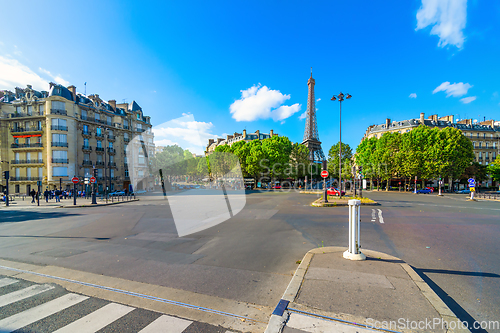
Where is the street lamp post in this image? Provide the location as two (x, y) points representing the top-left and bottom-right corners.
(331, 92), (352, 199)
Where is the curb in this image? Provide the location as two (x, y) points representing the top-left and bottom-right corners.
(310, 197), (379, 207)
(265, 246), (471, 333)
(58, 198), (139, 208)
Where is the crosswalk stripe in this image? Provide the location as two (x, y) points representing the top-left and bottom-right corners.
(53, 303), (135, 333)
(138, 314), (193, 333)
(0, 277), (19, 288)
(0, 284), (55, 307)
(0, 293), (88, 332)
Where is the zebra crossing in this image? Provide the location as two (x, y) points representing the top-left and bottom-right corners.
(0, 276), (238, 333)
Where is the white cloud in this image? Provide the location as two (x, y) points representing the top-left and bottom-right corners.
(39, 67), (70, 86)
(433, 81), (472, 97)
(409, 93), (417, 98)
(298, 111), (307, 120)
(230, 84), (301, 122)
(316, 98), (321, 102)
(416, 0), (467, 49)
(460, 96), (476, 104)
(0, 56), (49, 91)
(152, 114), (222, 155)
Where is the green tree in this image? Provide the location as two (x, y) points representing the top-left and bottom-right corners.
(261, 136), (293, 180)
(150, 145), (186, 179)
(246, 140), (267, 183)
(399, 125), (430, 189)
(328, 142), (353, 182)
(461, 162), (488, 183)
(288, 143), (310, 179)
(373, 132), (402, 191)
(355, 136), (378, 190)
(488, 156), (500, 189)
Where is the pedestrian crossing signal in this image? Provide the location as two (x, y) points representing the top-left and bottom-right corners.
(3, 171), (9, 180)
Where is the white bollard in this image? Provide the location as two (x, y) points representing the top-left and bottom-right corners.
(343, 199), (366, 261)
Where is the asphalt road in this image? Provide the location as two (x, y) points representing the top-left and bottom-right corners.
(0, 190), (499, 332)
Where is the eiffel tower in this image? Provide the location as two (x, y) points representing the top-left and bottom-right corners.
(302, 70), (326, 162)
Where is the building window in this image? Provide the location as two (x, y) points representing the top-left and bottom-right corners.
(485, 143), (488, 148)
(97, 169), (103, 178)
(53, 167), (68, 177)
(84, 168), (90, 177)
(107, 116), (112, 125)
(51, 118), (67, 130)
(52, 133), (67, 144)
(84, 138), (90, 147)
(27, 105), (33, 115)
(52, 101), (66, 111)
(96, 127), (102, 136)
(38, 167), (43, 178)
(52, 150), (68, 161)
(109, 141), (113, 148)
(83, 124), (89, 133)
(125, 169), (129, 177)
(16, 106), (22, 114)
(96, 140), (102, 148)
(138, 154), (145, 165)
(39, 104), (44, 115)
(15, 185), (20, 193)
(138, 170), (144, 177)
(95, 113), (100, 121)
(478, 142), (482, 148)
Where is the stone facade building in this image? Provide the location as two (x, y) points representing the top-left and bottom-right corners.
(0, 83), (154, 195)
(363, 113), (500, 187)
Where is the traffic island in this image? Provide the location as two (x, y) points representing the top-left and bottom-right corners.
(311, 195), (378, 207)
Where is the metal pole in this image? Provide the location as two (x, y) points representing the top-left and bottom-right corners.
(104, 132), (108, 204)
(343, 199), (366, 261)
(37, 183), (40, 206)
(73, 183), (77, 205)
(5, 177), (9, 207)
(339, 100), (342, 198)
(59, 178), (62, 191)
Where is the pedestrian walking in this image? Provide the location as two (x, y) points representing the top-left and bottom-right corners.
(30, 189), (36, 203)
(44, 189), (49, 202)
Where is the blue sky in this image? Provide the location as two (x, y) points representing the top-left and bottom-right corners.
(1, 0), (499, 155)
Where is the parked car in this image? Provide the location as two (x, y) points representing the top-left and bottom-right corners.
(425, 187), (434, 193)
(326, 188), (345, 196)
(416, 188), (432, 194)
(455, 189), (471, 194)
(272, 184), (281, 189)
(109, 191), (125, 196)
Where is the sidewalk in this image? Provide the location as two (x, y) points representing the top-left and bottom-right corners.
(0, 196), (138, 209)
(267, 247), (469, 333)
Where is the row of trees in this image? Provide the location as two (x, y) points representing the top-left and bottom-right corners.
(150, 136), (314, 183)
(354, 125), (475, 189)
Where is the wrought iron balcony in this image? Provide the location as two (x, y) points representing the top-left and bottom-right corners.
(82, 145), (92, 151)
(82, 160), (93, 166)
(96, 161), (105, 166)
(11, 143), (43, 149)
(52, 158), (69, 164)
(11, 159), (44, 165)
(95, 133), (104, 139)
(82, 130), (92, 137)
(51, 125), (68, 131)
(124, 137), (130, 143)
(96, 147), (105, 152)
(50, 109), (67, 115)
(107, 147), (116, 154)
(108, 162), (117, 168)
(80, 115), (96, 122)
(9, 176), (42, 181)
(11, 127), (43, 133)
(52, 142), (68, 147)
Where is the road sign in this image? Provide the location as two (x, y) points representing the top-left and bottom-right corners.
(470, 187), (476, 192)
(72, 177), (79, 184)
(468, 178), (475, 186)
(321, 170), (329, 178)
(90, 176), (96, 184)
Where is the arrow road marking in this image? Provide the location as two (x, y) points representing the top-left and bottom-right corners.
(377, 209), (384, 224)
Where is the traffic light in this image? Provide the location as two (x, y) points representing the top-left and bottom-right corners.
(93, 169), (98, 177)
(3, 171), (9, 180)
(358, 166), (362, 173)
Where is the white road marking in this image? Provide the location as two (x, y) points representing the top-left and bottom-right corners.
(0, 293), (88, 332)
(0, 284), (55, 307)
(0, 277), (19, 288)
(53, 303), (135, 333)
(138, 314), (193, 333)
(377, 209), (384, 224)
(371, 209), (376, 221)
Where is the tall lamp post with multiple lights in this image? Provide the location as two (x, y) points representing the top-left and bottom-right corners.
(331, 92), (352, 199)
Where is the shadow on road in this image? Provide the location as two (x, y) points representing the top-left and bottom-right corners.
(413, 266), (491, 333)
(0, 211), (81, 223)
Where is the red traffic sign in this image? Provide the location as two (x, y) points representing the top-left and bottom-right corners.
(321, 170), (329, 178)
(90, 176), (96, 184)
(72, 177), (79, 184)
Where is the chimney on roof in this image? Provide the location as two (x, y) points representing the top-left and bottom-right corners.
(270, 129), (274, 136)
(108, 100), (116, 109)
(479, 119), (495, 127)
(439, 115), (454, 123)
(420, 113), (425, 124)
(67, 85), (77, 101)
(243, 129), (247, 138)
(208, 139), (214, 146)
(385, 118), (391, 128)
(255, 130), (260, 137)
